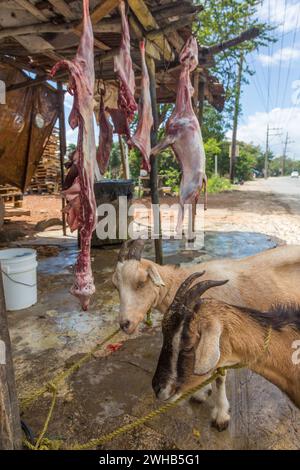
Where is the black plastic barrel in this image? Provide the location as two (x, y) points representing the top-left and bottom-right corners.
(92, 179), (134, 247)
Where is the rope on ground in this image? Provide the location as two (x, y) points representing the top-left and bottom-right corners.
(21, 328), (121, 411)
(22, 327), (272, 451)
(23, 363), (244, 451)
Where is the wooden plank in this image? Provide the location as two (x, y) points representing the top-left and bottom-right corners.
(128, 0), (174, 61)
(14, 34), (54, 53)
(0, 279), (22, 449)
(165, 31), (184, 54)
(129, 15), (161, 61)
(90, 0), (120, 24)
(13, 0), (48, 21)
(47, 0), (76, 21)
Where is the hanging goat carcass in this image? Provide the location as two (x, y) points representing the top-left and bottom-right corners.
(51, 0), (96, 310)
(151, 37), (207, 228)
(129, 40), (153, 172)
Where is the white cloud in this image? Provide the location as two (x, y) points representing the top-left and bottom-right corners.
(258, 0), (300, 33)
(227, 107), (300, 158)
(258, 46), (300, 66)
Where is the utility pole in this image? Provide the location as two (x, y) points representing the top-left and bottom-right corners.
(281, 133), (294, 176)
(230, 52), (244, 183)
(264, 125), (282, 179)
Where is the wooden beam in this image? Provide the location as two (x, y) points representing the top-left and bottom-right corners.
(0, 279), (22, 449)
(146, 56), (163, 265)
(0, 21), (76, 40)
(47, 0), (77, 21)
(207, 27), (261, 55)
(129, 15), (161, 61)
(73, 0), (120, 51)
(58, 82), (67, 237)
(128, 0), (174, 62)
(13, 0), (49, 21)
(166, 32), (184, 54)
(90, 0), (120, 24)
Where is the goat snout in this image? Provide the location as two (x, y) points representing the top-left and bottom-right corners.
(120, 320), (132, 334)
(152, 380), (176, 401)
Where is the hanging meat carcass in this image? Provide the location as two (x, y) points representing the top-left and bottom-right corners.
(110, 0), (137, 138)
(129, 40), (153, 172)
(96, 92), (113, 175)
(151, 37), (207, 228)
(51, 0), (96, 311)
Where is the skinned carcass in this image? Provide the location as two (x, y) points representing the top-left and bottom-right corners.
(128, 40), (153, 172)
(112, 0), (137, 138)
(51, 0), (96, 311)
(96, 92), (113, 175)
(151, 37), (207, 228)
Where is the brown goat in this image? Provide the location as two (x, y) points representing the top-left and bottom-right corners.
(153, 274), (300, 431)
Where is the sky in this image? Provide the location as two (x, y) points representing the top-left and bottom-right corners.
(65, 0), (300, 160)
(234, 0), (300, 159)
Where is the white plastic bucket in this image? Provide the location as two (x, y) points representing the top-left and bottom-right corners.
(0, 248), (37, 311)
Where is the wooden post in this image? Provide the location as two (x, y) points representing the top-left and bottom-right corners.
(198, 77), (206, 127)
(146, 56), (163, 265)
(57, 82), (67, 236)
(0, 279), (22, 449)
(230, 53), (244, 183)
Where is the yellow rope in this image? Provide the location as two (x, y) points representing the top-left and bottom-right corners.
(21, 327), (273, 451)
(21, 329), (120, 410)
(34, 382), (57, 450)
(23, 364), (246, 451)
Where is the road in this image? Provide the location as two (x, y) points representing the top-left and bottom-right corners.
(263, 176), (300, 196)
(205, 176), (300, 245)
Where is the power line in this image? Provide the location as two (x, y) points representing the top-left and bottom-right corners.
(275, 0), (288, 109)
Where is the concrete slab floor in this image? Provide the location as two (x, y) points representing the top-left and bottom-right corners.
(6, 233), (300, 450)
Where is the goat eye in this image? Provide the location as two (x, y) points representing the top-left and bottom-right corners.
(137, 281), (145, 289)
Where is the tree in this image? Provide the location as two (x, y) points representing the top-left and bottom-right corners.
(194, 0), (275, 124)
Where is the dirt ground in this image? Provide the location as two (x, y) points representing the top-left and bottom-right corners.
(1, 178), (300, 450)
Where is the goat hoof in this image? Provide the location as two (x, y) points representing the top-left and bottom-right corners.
(211, 418), (230, 432)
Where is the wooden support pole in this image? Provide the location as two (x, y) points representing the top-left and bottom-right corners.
(57, 82), (67, 237)
(146, 56), (163, 265)
(0, 279), (22, 449)
(198, 78), (206, 128)
(230, 53), (244, 183)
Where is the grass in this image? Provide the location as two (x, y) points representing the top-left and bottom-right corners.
(207, 176), (232, 194)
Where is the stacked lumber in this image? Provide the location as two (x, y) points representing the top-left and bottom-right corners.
(0, 185), (23, 208)
(29, 128), (61, 194)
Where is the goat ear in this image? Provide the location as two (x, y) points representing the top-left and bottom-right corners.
(148, 265), (166, 287)
(194, 319), (222, 375)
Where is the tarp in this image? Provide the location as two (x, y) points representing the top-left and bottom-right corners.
(0, 64), (59, 191)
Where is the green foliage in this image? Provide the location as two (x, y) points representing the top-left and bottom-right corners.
(204, 137), (222, 177)
(202, 104), (228, 142)
(235, 142), (262, 180)
(158, 149), (180, 194)
(128, 147), (142, 180)
(194, 0), (275, 124)
(207, 176), (232, 193)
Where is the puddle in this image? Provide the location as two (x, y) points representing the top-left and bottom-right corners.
(37, 231), (277, 275)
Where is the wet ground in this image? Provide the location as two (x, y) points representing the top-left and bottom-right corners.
(6, 226), (300, 450)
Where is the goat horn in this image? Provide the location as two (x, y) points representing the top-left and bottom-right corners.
(118, 240), (131, 262)
(184, 279), (229, 307)
(127, 239), (145, 260)
(118, 239), (145, 262)
(172, 271), (206, 305)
